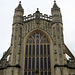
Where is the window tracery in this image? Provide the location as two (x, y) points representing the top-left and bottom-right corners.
(25, 32), (51, 75)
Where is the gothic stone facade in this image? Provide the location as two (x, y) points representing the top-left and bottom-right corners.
(0, 1), (75, 75)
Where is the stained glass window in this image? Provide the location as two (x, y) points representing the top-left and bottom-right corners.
(25, 57), (27, 69)
(33, 45), (35, 55)
(48, 57), (50, 69)
(25, 72), (27, 75)
(32, 57), (35, 69)
(41, 72), (43, 75)
(44, 45), (46, 55)
(40, 45), (43, 55)
(29, 45), (31, 55)
(28, 72), (30, 75)
(32, 72), (34, 75)
(47, 45), (50, 55)
(40, 57), (43, 69)
(26, 45), (28, 56)
(25, 32), (51, 75)
(36, 57), (39, 68)
(44, 57), (47, 69)
(48, 72), (51, 75)
(29, 57), (31, 69)
(36, 45), (39, 55)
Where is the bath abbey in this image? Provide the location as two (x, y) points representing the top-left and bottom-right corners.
(0, 1), (75, 75)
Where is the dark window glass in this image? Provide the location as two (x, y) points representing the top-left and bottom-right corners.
(44, 45), (46, 55)
(32, 72), (34, 75)
(36, 57), (39, 69)
(40, 57), (43, 69)
(47, 45), (50, 55)
(36, 45), (39, 55)
(48, 57), (50, 69)
(36, 36), (39, 43)
(33, 45), (35, 55)
(28, 72), (30, 75)
(24, 72), (27, 75)
(29, 45), (31, 55)
(26, 45), (28, 56)
(44, 38), (46, 43)
(25, 57), (27, 69)
(32, 57), (35, 69)
(40, 45), (43, 55)
(48, 72), (51, 75)
(44, 57), (47, 69)
(41, 72), (43, 75)
(45, 72), (47, 75)
(29, 57), (31, 69)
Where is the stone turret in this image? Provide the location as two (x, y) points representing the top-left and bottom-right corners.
(51, 0), (62, 23)
(10, 1), (24, 66)
(13, 1), (24, 24)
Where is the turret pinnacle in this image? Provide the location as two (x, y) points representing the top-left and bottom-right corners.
(13, 1), (24, 23)
(53, 0), (59, 9)
(51, 0), (62, 23)
(54, 0), (56, 3)
(15, 1), (24, 11)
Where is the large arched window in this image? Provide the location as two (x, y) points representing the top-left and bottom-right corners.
(24, 32), (51, 75)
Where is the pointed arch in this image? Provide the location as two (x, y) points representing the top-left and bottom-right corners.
(22, 29), (54, 75)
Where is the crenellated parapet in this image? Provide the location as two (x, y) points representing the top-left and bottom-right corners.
(24, 13), (52, 22)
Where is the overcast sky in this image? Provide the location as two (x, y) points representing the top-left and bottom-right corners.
(0, 0), (75, 59)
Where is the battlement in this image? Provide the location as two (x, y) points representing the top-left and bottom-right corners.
(24, 13), (52, 21)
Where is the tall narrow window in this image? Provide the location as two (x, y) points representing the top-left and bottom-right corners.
(36, 36), (39, 43)
(45, 72), (47, 75)
(32, 57), (35, 69)
(24, 72), (27, 75)
(36, 45), (39, 56)
(32, 72), (34, 75)
(28, 72), (30, 75)
(48, 57), (50, 69)
(25, 57), (27, 69)
(40, 45), (43, 55)
(40, 57), (43, 69)
(36, 57), (39, 69)
(44, 45), (46, 55)
(29, 45), (31, 55)
(41, 72), (43, 75)
(33, 45), (35, 56)
(29, 57), (31, 69)
(48, 72), (51, 75)
(47, 45), (50, 55)
(25, 45), (28, 56)
(44, 57), (47, 69)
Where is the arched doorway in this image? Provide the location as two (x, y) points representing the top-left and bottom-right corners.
(24, 31), (51, 75)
